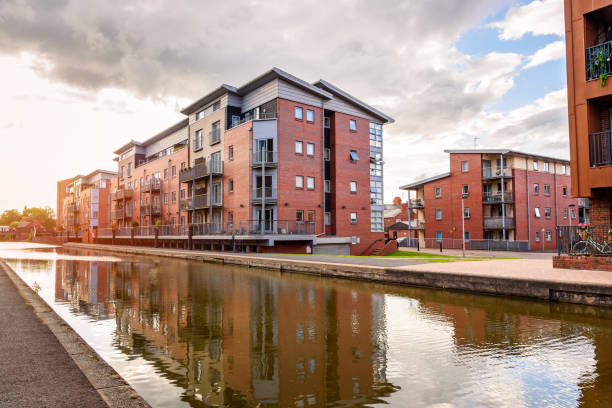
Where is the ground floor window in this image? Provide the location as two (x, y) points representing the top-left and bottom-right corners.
(464, 231), (470, 241)
(436, 231), (442, 241)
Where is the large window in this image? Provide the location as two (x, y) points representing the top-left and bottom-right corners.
(194, 129), (203, 150)
(370, 122), (382, 148)
(210, 121), (221, 144)
(370, 152), (382, 176)
(371, 210), (384, 232)
(306, 176), (315, 190)
(370, 181), (383, 205)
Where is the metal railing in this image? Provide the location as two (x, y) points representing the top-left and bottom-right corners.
(408, 199), (424, 208)
(111, 208), (133, 219)
(253, 150), (277, 165)
(253, 187), (277, 200)
(179, 162), (224, 183)
(143, 179), (162, 191)
(484, 216), (515, 229)
(586, 40), (612, 81)
(589, 131), (612, 167)
(482, 191), (514, 203)
(482, 167), (512, 179)
(557, 224), (612, 255)
(228, 112), (277, 129)
(140, 204), (162, 214)
(400, 238), (529, 251)
(180, 193), (222, 210)
(111, 188), (133, 201)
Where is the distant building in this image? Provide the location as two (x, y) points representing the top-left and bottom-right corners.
(400, 149), (586, 251)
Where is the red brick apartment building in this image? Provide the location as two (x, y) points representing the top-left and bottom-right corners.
(56, 170), (117, 240)
(96, 68), (394, 255)
(565, 0), (612, 226)
(400, 150), (585, 251)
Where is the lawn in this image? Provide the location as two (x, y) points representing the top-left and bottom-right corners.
(260, 251), (515, 263)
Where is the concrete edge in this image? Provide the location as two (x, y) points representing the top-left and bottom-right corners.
(65, 243), (612, 308)
(0, 260), (151, 408)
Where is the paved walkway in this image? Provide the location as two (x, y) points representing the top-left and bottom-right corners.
(0, 264), (108, 407)
(252, 253), (428, 267)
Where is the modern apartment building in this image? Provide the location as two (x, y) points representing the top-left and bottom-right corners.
(56, 170), (117, 236)
(565, 0), (612, 225)
(112, 119), (189, 227)
(99, 68), (393, 255)
(400, 150), (585, 251)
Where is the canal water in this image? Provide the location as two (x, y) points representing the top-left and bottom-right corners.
(1, 243), (611, 407)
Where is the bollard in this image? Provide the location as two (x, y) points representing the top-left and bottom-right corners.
(417, 240), (420, 252)
(154, 229), (159, 248)
(439, 241), (442, 253)
(188, 224), (193, 250)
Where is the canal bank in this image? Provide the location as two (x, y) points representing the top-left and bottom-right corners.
(0, 259), (151, 408)
(65, 243), (612, 308)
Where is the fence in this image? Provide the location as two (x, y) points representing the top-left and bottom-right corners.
(557, 224), (612, 255)
(399, 237), (530, 251)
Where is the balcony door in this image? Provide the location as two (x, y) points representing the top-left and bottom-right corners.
(256, 175), (273, 198)
(254, 207), (274, 233)
(483, 160), (491, 177)
(256, 138), (274, 162)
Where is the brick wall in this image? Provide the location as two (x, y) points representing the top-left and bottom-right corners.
(553, 255), (612, 271)
(223, 122), (251, 225)
(590, 188), (612, 226)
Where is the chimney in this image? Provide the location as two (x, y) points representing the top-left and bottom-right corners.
(393, 196), (402, 206)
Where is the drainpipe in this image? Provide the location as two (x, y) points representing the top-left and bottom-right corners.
(526, 159), (531, 250)
(209, 153), (213, 227)
(554, 162), (558, 248)
(249, 125), (253, 232)
(500, 153), (506, 240)
(321, 100), (325, 236)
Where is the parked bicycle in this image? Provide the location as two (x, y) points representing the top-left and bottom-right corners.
(570, 226), (612, 255)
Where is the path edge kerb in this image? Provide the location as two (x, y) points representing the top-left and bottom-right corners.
(65, 243), (612, 308)
(0, 259), (151, 408)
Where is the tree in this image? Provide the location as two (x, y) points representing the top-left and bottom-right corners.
(0, 209), (21, 226)
(22, 206), (56, 230)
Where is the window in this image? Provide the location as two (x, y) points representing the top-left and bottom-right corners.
(545, 207), (551, 218)
(462, 184), (469, 196)
(543, 162), (550, 172)
(463, 207), (470, 219)
(295, 107), (303, 120)
(563, 208), (568, 219)
(349, 119), (357, 131)
(228, 211), (233, 224)
(435, 187), (441, 198)
(324, 148), (331, 161)
(535, 231), (540, 242)
(370, 152), (382, 176)
(464, 231), (471, 241)
(535, 207), (541, 218)
(306, 109), (314, 122)
(180, 189), (185, 199)
(562, 186), (567, 196)
(120, 166), (124, 179)
(212, 100), (221, 111)
(307, 210), (315, 222)
(461, 161), (469, 172)
(134, 200), (137, 209)
(163, 168), (168, 179)
(295, 141), (303, 154)
(180, 216), (185, 225)
(229, 178), (234, 193)
(195, 110), (205, 121)
(210, 121), (221, 144)
(172, 191), (176, 203)
(127, 162), (132, 177)
(533, 160), (538, 171)
(324, 180), (331, 193)
(162, 193), (168, 204)
(534, 183), (539, 195)
(194, 129), (203, 150)
(350, 181), (357, 193)
(371, 210), (384, 232)
(306, 143), (314, 156)
(296, 175), (304, 189)
(350, 212), (357, 224)
(349, 150), (359, 161)
(307, 176), (315, 190)
(181, 162), (186, 170)
(370, 122), (382, 148)
(229, 145), (234, 161)
(544, 184), (551, 195)
(172, 165), (176, 177)
(324, 212), (331, 225)
(571, 208), (577, 219)
(435, 209), (442, 220)
(546, 230), (552, 241)
(296, 210), (304, 222)
(436, 232), (442, 242)
(496, 158), (507, 169)
(370, 180), (383, 205)
(562, 165), (567, 174)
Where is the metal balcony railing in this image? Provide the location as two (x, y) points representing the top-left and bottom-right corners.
(179, 162), (224, 183)
(253, 187), (277, 200)
(586, 40), (612, 82)
(180, 193), (222, 210)
(482, 191), (514, 203)
(484, 216), (515, 230)
(140, 204), (161, 214)
(228, 112), (277, 129)
(589, 131), (612, 167)
(253, 150), (277, 165)
(142, 179), (162, 191)
(408, 199), (424, 208)
(482, 167), (512, 179)
(111, 188), (133, 201)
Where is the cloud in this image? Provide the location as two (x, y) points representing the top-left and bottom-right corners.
(523, 40), (566, 69)
(490, 0), (564, 40)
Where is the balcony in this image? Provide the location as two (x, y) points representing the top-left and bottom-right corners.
(482, 167), (513, 179)
(407, 220), (425, 230)
(180, 194), (222, 210)
(252, 150), (277, 167)
(408, 199), (424, 209)
(179, 162), (224, 183)
(111, 207), (133, 219)
(228, 112), (277, 130)
(484, 216), (515, 230)
(141, 204), (161, 214)
(67, 204), (79, 213)
(586, 40), (612, 82)
(482, 191), (514, 204)
(252, 187), (277, 203)
(111, 189), (133, 201)
(142, 179), (162, 192)
(589, 130), (612, 167)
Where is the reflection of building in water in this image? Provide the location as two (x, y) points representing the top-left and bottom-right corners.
(54, 258), (392, 406)
(55, 260), (112, 319)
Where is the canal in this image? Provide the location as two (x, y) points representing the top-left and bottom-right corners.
(1, 243), (611, 407)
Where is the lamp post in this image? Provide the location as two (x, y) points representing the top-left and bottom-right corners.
(541, 227), (545, 252)
(568, 203), (576, 249)
(461, 193), (467, 257)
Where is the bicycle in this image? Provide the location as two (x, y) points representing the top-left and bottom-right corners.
(571, 233), (612, 255)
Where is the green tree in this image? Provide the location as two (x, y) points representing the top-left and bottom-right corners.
(0, 209), (21, 226)
(22, 206), (56, 230)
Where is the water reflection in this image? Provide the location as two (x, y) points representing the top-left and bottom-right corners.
(2, 246), (612, 407)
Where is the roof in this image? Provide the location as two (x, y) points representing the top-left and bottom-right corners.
(180, 84), (238, 115)
(314, 79), (395, 124)
(384, 207), (401, 219)
(387, 221), (411, 230)
(238, 67), (333, 100)
(113, 118), (189, 155)
(400, 172), (451, 190)
(443, 149), (570, 164)
(83, 169), (117, 178)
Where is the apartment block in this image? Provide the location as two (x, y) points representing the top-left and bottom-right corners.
(57, 170), (117, 239)
(565, 0), (612, 225)
(112, 120), (189, 227)
(400, 150), (585, 251)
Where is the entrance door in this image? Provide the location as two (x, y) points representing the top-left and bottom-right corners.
(254, 207), (274, 233)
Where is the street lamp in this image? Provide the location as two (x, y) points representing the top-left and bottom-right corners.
(461, 193), (468, 257)
(568, 203), (576, 249)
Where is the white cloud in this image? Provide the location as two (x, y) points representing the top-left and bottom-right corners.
(490, 0), (564, 40)
(524, 40), (566, 69)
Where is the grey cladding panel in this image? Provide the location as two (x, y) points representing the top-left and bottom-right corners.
(278, 80), (325, 108)
(241, 79), (279, 113)
(313, 243), (350, 255)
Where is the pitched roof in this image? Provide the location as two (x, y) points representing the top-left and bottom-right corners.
(443, 149), (570, 164)
(180, 84), (238, 115)
(113, 118), (189, 155)
(400, 172), (451, 190)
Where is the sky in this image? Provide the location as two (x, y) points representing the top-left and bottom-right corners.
(0, 0), (569, 213)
